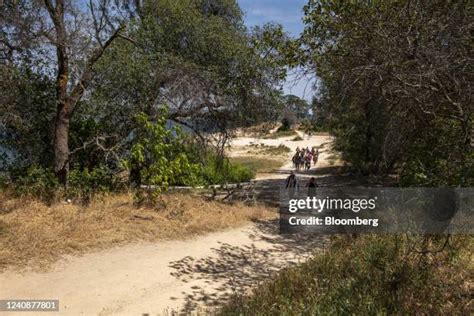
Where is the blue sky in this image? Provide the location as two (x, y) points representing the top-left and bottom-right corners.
(239, 0), (315, 101)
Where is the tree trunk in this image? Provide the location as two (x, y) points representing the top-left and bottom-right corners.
(53, 104), (71, 187)
(43, 0), (123, 187)
(129, 165), (142, 188)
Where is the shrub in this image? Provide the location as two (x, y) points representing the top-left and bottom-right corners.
(229, 157), (283, 174)
(223, 162), (255, 183)
(201, 154), (255, 185)
(68, 165), (122, 201)
(300, 119), (328, 134)
(260, 144), (291, 155)
(9, 165), (124, 203)
(220, 235), (472, 315)
(125, 111), (203, 203)
(12, 165), (60, 203)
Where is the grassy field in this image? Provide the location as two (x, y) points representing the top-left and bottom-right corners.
(220, 235), (473, 315)
(229, 157), (285, 174)
(0, 192), (275, 271)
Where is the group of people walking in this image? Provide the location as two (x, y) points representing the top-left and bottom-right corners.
(292, 146), (319, 171)
(285, 145), (321, 197)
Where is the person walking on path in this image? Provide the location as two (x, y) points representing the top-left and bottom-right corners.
(304, 152), (312, 171)
(306, 177), (318, 197)
(285, 171), (300, 197)
(312, 147), (319, 166)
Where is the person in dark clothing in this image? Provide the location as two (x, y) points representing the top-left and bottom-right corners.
(306, 177), (318, 197)
(285, 171), (300, 197)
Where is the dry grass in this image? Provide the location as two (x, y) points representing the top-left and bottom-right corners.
(229, 157), (285, 174)
(236, 122), (278, 137)
(263, 129), (298, 139)
(220, 235), (473, 315)
(240, 144), (290, 157)
(258, 144), (291, 156)
(0, 192), (276, 271)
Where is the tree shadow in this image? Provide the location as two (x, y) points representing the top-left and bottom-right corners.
(166, 166), (366, 313)
(252, 167), (364, 207)
(168, 219), (328, 314)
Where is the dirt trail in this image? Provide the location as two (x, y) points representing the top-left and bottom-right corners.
(0, 132), (334, 315)
(228, 130), (335, 180)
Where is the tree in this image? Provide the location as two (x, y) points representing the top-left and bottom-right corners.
(1, 0), (135, 186)
(126, 110), (201, 199)
(282, 94), (310, 121)
(298, 0), (472, 184)
(86, 0), (286, 156)
(1, 0), (287, 190)
(0, 64), (56, 169)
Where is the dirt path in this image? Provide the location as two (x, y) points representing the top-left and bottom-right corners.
(231, 131), (336, 180)
(0, 132), (335, 315)
(0, 223), (327, 315)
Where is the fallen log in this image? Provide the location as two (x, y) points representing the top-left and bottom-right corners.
(140, 181), (256, 191)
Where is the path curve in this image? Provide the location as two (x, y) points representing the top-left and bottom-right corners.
(0, 133), (334, 315)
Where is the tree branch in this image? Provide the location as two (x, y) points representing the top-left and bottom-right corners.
(68, 24), (125, 108)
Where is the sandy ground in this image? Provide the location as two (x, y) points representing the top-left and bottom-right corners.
(0, 132), (334, 315)
(228, 131), (336, 180)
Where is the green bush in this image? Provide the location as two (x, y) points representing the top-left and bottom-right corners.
(300, 119), (328, 134)
(12, 165), (60, 203)
(201, 154), (255, 185)
(125, 111), (203, 203)
(399, 122), (474, 187)
(10, 165), (123, 203)
(229, 157), (283, 174)
(68, 165), (122, 200)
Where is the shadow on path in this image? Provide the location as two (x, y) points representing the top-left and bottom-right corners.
(253, 166), (364, 207)
(169, 165), (364, 313)
(168, 219), (328, 314)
